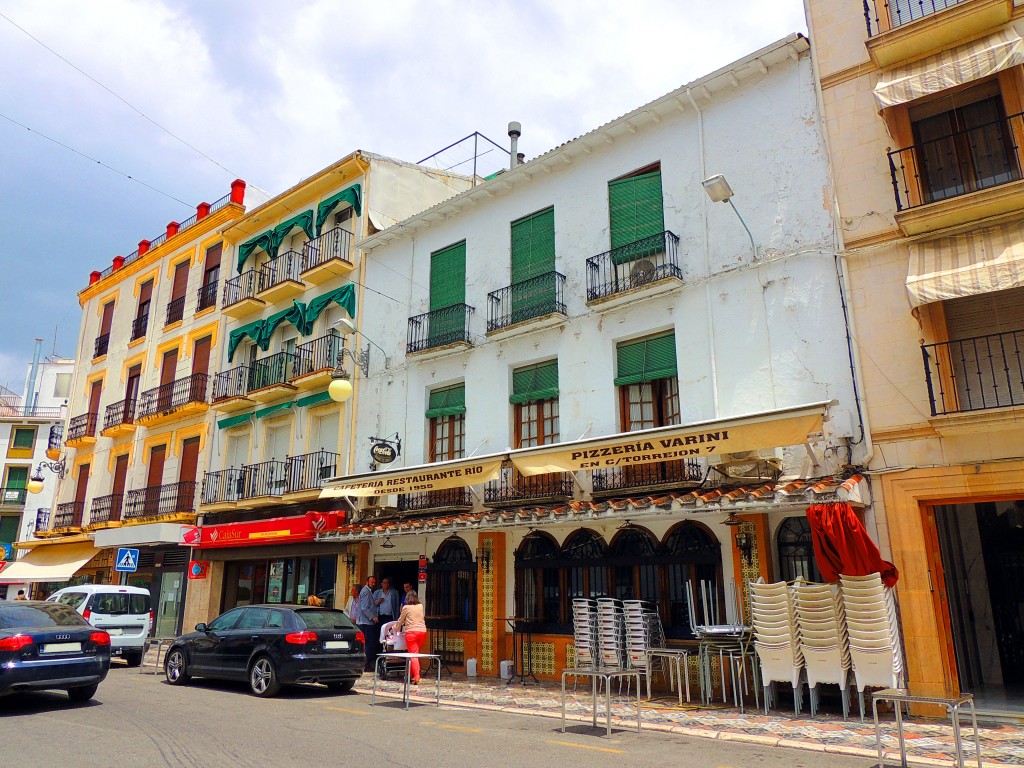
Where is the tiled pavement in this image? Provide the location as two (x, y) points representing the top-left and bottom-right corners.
(353, 673), (1024, 768)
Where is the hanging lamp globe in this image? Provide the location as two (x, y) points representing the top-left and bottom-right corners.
(328, 376), (353, 403)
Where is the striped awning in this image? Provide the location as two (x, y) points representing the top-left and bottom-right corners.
(906, 220), (1024, 307)
(874, 28), (1024, 110)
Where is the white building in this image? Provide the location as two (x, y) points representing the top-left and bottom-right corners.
(319, 34), (871, 680)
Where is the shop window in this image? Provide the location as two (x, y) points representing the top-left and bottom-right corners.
(426, 537), (476, 630)
(776, 516), (822, 583)
(514, 532), (563, 630)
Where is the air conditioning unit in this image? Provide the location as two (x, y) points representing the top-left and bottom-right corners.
(712, 449), (783, 481)
(629, 258), (656, 286)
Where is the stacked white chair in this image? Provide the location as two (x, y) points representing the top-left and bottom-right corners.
(622, 600), (664, 698)
(596, 598), (625, 671)
(749, 581), (804, 715)
(792, 582), (852, 719)
(570, 598), (598, 670)
(840, 574), (905, 719)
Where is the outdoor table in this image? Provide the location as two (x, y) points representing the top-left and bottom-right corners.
(871, 688), (981, 768)
(499, 617), (539, 685)
(560, 667), (642, 737)
(370, 652), (441, 709)
(695, 625), (756, 710)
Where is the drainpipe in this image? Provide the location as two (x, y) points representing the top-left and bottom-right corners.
(686, 88), (721, 418)
(23, 338), (43, 416)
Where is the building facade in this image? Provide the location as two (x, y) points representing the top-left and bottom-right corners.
(806, 0), (1024, 706)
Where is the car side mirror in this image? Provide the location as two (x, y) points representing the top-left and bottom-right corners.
(195, 623), (208, 632)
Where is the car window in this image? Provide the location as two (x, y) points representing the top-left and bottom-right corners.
(129, 594), (151, 614)
(267, 610), (286, 629)
(295, 609), (354, 630)
(237, 608), (269, 630)
(54, 592), (88, 610)
(90, 593), (132, 615)
(0, 603), (89, 629)
(206, 608), (245, 632)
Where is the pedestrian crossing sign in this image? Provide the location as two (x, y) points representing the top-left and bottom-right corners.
(115, 548), (140, 572)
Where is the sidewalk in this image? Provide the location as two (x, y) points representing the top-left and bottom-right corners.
(354, 672), (1024, 768)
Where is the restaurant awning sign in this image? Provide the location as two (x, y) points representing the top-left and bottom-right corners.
(320, 456), (504, 498)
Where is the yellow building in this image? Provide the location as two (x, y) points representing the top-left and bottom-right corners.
(806, 0), (1024, 708)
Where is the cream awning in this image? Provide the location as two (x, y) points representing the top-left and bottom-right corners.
(320, 454), (505, 498)
(873, 28), (1024, 110)
(0, 542), (98, 583)
(510, 402), (827, 476)
(906, 220), (1024, 307)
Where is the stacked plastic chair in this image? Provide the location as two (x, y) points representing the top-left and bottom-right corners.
(748, 581), (804, 715)
(792, 582), (852, 719)
(570, 598), (598, 671)
(840, 574), (905, 719)
(596, 598), (625, 671)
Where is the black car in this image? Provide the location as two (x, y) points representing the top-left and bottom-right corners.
(0, 601), (111, 702)
(164, 604), (365, 697)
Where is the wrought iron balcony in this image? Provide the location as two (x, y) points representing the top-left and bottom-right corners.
(137, 373), (209, 420)
(888, 111), (1023, 211)
(922, 329), (1024, 415)
(48, 424), (63, 452)
(130, 312), (149, 341)
(397, 488), (474, 512)
(863, 0), (969, 36)
(53, 501), (85, 529)
(285, 450), (341, 493)
(124, 481), (197, 519)
(407, 304), (474, 354)
(592, 458), (704, 494)
(240, 459), (288, 498)
(223, 270), (259, 308)
(165, 296), (186, 326)
(89, 493), (123, 525)
(293, 332), (341, 379)
(257, 250), (304, 293)
(1, 487), (27, 505)
(201, 468), (247, 506)
(249, 352), (299, 392)
(586, 231), (681, 302)
(303, 227), (353, 273)
(103, 398), (136, 431)
(487, 271), (566, 332)
(94, 333), (110, 358)
(66, 412), (99, 443)
(33, 507), (50, 535)
(197, 280), (218, 312)
(483, 467), (573, 506)
(213, 365), (251, 402)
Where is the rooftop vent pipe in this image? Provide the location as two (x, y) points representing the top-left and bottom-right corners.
(508, 122), (521, 169)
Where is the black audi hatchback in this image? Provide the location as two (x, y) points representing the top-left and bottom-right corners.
(164, 604), (365, 697)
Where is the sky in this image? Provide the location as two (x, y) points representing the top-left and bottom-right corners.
(0, 0), (808, 392)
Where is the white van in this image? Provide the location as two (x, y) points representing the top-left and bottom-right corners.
(47, 585), (152, 666)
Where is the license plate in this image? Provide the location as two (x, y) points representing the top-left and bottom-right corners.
(105, 628), (123, 636)
(324, 640), (349, 650)
(41, 642), (82, 654)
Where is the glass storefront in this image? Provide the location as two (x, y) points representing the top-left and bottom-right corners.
(222, 555), (336, 611)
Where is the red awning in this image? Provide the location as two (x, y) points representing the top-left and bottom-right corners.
(807, 502), (898, 587)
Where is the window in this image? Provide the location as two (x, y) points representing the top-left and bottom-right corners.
(428, 241), (466, 346)
(53, 373), (72, 399)
(312, 411), (340, 453)
(776, 516), (822, 583)
(512, 362), (559, 448)
(3, 466), (28, 504)
(515, 532), (562, 628)
(427, 385), (465, 462)
(207, 608), (245, 631)
(608, 164), (665, 256)
(237, 608), (270, 630)
(265, 423), (291, 462)
(510, 207), (556, 319)
(426, 537), (476, 630)
(12, 427), (35, 450)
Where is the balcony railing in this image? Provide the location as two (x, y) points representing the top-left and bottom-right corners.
(130, 312), (149, 341)
(303, 227), (353, 271)
(863, 0), (968, 36)
(48, 424), (63, 452)
(922, 329), (1024, 415)
(201, 468), (248, 505)
(94, 333), (110, 358)
(124, 481), (197, 519)
(212, 366), (251, 401)
(53, 501), (85, 529)
(197, 280), (218, 312)
(487, 271), (566, 332)
(586, 231), (681, 302)
(137, 373), (209, 419)
(398, 488), (474, 512)
(294, 332), (341, 378)
(0, 403), (63, 419)
(34, 508), (49, 535)
(257, 250), (304, 293)
(240, 460), (288, 498)
(484, 468), (573, 505)
(1, 487), (27, 505)
(249, 352), (299, 391)
(223, 270), (258, 308)
(592, 458), (705, 493)
(89, 493), (123, 525)
(66, 412), (99, 442)
(285, 450), (341, 493)
(888, 111), (1023, 211)
(407, 304), (474, 354)
(103, 398), (136, 431)
(165, 296), (186, 326)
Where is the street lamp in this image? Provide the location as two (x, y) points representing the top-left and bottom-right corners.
(327, 318), (388, 403)
(702, 174), (757, 259)
(26, 456), (67, 495)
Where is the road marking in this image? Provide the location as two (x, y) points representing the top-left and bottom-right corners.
(325, 706), (371, 716)
(546, 740), (624, 754)
(418, 722), (482, 732)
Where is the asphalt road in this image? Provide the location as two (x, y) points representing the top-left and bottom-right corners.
(0, 663), (873, 768)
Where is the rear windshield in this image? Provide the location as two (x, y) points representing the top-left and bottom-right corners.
(53, 592), (88, 610)
(89, 593), (151, 615)
(0, 603), (89, 629)
(295, 609), (355, 630)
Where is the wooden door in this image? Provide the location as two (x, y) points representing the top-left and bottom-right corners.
(87, 380), (102, 436)
(159, 349), (178, 410)
(177, 437), (201, 512)
(74, 463), (90, 527)
(111, 454), (129, 521)
(125, 365), (141, 421)
(146, 445), (166, 516)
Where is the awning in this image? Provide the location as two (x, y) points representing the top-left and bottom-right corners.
(0, 542), (97, 583)
(510, 402), (827, 476)
(906, 219), (1024, 307)
(320, 454), (505, 498)
(873, 28), (1024, 110)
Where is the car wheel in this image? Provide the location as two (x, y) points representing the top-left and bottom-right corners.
(122, 651), (143, 668)
(326, 680), (355, 693)
(249, 656), (281, 698)
(67, 684), (98, 702)
(164, 648), (191, 685)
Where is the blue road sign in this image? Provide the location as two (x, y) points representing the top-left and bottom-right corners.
(115, 547), (140, 572)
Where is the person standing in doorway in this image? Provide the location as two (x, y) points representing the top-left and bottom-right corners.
(401, 582), (414, 606)
(393, 590), (427, 684)
(353, 576), (378, 671)
(374, 578), (401, 627)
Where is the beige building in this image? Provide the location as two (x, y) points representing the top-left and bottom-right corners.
(806, 0), (1024, 708)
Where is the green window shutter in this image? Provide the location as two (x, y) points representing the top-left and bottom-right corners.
(296, 391), (334, 408)
(0, 515), (18, 544)
(510, 361), (559, 404)
(511, 207), (555, 284)
(217, 413), (252, 430)
(426, 384), (466, 419)
(5, 466), (28, 488)
(254, 401), (294, 420)
(429, 242), (466, 311)
(12, 428), (35, 449)
(614, 332), (677, 386)
(608, 170), (665, 263)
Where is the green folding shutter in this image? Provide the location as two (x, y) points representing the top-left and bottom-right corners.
(296, 390), (333, 408)
(217, 413), (252, 430)
(0, 515), (17, 545)
(425, 384), (466, 418)
(614, 332), (677, 386)
(5, 466), (28, 488)
(510, 208), (556, 320)
(12, 428), (34, 449)
(608, 170), (665, 264)
(429, 242), (466, 345)
(509, 361), (559, 404)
